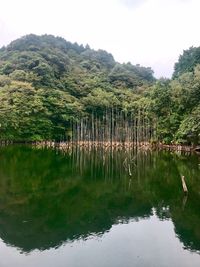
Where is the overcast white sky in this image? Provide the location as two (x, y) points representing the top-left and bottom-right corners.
(1, 0), (200, 78)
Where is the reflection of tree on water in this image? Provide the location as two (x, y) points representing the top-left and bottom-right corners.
(0, 145), (199, 253)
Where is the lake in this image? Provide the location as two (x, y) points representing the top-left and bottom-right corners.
(0, 145), (199, 267)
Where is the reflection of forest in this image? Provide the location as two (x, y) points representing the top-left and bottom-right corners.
(0, 145), (199, 253)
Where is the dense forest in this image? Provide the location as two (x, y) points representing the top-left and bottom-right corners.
(0, 34), (199, 144)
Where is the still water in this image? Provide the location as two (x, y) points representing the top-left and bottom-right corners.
(0, 145), (199, 267)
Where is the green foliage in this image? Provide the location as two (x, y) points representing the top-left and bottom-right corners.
(148, 65), (200, 144)
(0, 34), (199, 144)
(150, 79), (172, 117)
(108, 63), (154, 88)
(0, 75), (11, 87)
(0, 34), (154, 91)
(82, 88), (120, 113)
(173, 46), (200, 78)
(0, 34), (156, 141)
(0, 80), (83, 141)
(175, 106), (200, 145)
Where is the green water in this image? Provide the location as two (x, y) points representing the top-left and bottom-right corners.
(0, 145), (199, 267)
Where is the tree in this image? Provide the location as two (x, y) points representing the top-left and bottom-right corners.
(173, 46), (200, 78)
(175, 106), (200, 145)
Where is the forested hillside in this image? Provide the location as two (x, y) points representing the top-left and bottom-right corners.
(0, 35), (199, 144)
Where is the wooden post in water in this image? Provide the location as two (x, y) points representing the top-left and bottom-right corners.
(181, 175), (188, 194)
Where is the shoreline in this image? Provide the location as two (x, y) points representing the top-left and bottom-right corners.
(0, 141), (199, 153)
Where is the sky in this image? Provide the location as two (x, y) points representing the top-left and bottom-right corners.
(1, 0), (200, 78)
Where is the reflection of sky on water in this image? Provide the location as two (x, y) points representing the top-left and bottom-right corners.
(0, 212), (200, 267)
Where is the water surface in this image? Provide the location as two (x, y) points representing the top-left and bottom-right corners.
(0, 145), (199, 267)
